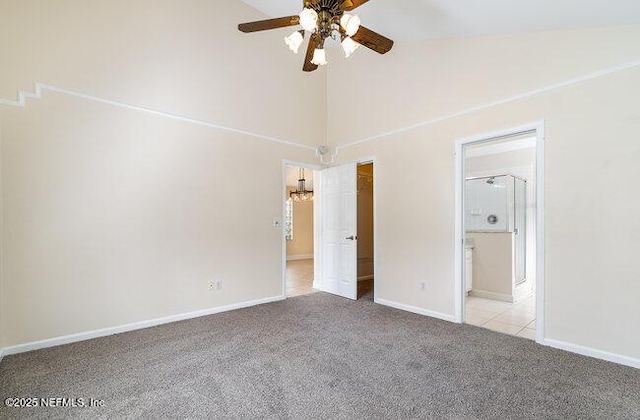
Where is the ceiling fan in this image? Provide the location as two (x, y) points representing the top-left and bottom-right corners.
(238, 0), (394, 72)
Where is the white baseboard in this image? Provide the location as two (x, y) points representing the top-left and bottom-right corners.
(469, 289), (513, 302)
(0, 348), (4, 364)
(542, 338), (640, 370)
(357, 275), (374, 282)
(286, 254), (314, 261)
(1, 295), (285, 357)
(375, 298), (457, 323)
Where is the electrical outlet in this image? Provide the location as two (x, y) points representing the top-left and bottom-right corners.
(419, 282), (427, 292)
(216, 280), (222, 291)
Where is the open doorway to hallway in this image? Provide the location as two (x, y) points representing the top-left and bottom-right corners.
(462, 133), (538, 340)
(285, 165), (317, 297)
(357, 163), (375, 300)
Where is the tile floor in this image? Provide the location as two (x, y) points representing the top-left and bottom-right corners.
(286, 259), (316, 297)
(286, 259), (374, 300)
(466, 294), (536, 340)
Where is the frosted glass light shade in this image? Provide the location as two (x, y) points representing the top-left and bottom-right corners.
(311, 48), (328, 66)
(340, 13), (361, 37)
(341, 37), (360, 58)
(299, 8), (318, 32)
(284, 31), (304, 54)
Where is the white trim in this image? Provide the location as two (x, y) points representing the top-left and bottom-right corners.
(454, 122), (546, 347)
(0, 348), (4, 364)
(534, 124), (546, 343)
(468, 290), (513, 302)
(286, 254), (314, 261)
(543, 338), (640, 370)
(1, 295), (284, 357)
(375, 298), (457, 323)
(337, 59), (640, 150)
(465, 137), (536, 158)
(0, 83), (316, 151)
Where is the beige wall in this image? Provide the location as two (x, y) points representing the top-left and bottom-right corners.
(0, 0), (327, 147)
(466, 233), (513, 298)
(328, 25), (640, 146)
(0, 0), (323, 348)
(331, 26), (640, 360)
(0, 118), (3, 350)
(286, 187), (314, 259)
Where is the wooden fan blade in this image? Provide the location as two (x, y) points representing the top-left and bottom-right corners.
(238, 16), (300, 33)
(303, 35), (319, 72)
(341, 0), (370, 11)
(351, 26), (394, 54)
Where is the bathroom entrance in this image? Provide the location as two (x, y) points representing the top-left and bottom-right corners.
(455, 124), (544, 342)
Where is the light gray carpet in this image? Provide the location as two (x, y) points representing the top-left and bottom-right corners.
(1, 292), (639, 419)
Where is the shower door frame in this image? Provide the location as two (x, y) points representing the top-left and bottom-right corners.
(453, 121), (545, 344)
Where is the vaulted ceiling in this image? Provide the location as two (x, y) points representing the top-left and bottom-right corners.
(239, 0), (640, 41)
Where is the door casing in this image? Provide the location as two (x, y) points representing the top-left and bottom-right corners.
(454, 122), (545, 343)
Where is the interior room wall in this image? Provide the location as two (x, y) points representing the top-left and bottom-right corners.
(357, 164), (374, 279)
(0, 118), (4, 351)
(0, 92), (317, 348)
(286, 187), (314, 260)
(465, 232), (513, 298)
(330, 25), (640, 361)
(0, 0), (327, 147)
(0, 0), (324, 349)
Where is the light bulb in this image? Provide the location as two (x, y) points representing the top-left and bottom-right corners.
(341, 37), (360, 58)
(311, 48), (328, 66)
(299, 8), (318, 32)
(340, 13), (361, 37)
(284, 30), (304, 54)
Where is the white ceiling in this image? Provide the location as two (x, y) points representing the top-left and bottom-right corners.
(239, 0), (640, 41)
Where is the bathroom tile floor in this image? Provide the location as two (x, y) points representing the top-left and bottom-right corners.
(466, 295), (536, 340)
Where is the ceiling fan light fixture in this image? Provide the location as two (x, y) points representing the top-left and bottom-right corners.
(284, 30), (304, 54)
(238, 1), (394, 72)
(340, 13), (361, 37)
(299, 8), (318, 32)
(311, 47), (328, 66)
(341, 36), (360, 58)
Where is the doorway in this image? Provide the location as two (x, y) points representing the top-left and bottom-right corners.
(284, 159), (376, 302)
(357, 163), (375, 300)
(455, 123), (545, 342)
(284, 164), (319, 297)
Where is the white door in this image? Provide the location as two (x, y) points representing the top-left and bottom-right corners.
(321, 163), (358, 300)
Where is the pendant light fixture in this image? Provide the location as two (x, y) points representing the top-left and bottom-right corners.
(289, 168), (314, 202)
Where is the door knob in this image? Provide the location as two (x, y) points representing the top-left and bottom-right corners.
(346, 235), (357, 240)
